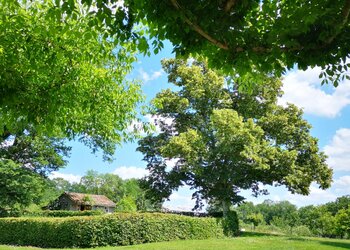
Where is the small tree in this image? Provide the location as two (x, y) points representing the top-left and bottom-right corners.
(318, 211), (337, 238)
(285, 211), (300, 234)
(247, 213), (264, 230)
(335, 208), (350, 238)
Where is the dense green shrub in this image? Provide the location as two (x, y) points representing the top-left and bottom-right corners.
(23, 210), (105, 217)
(43, 210), (105, 217)
(292, 225), (313, 237)
(221, 211), (239, 236)
(0, 213), (226, 248)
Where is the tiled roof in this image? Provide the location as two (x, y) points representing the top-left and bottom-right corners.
(64, 192), (116, 207)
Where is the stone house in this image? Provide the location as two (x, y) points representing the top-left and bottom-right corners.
(55, 192), (116, 213)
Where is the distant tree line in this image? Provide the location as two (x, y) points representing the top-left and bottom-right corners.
(0, 168), (160, 217)
(228, 196), (350, 238)
(49, 170), (161, 212)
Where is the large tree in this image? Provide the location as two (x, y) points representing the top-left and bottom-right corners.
(137, 59), (332, 214)
(0, 1), (142, 159)
(0, 160), (47, 216)
(1, 129), (70, 176)
(57, 0), (350, 88)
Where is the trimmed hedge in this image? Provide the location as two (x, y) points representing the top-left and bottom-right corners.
(41, 210), (104, 217)
(0, 213), (228, 248)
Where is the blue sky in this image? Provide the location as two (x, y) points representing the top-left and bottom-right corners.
(50, 42), (350, 210)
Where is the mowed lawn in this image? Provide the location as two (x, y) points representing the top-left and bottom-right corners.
(1, 233), (350, 250)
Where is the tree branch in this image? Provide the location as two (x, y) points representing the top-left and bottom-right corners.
(224, 0), (237, 13)
(170, 0), (229, 50)
(342, 0), (350, 20)
(325, 0), (350, 44)
(170, 0), (349, 55)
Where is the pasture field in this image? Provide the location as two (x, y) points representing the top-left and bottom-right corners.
(0, 233), (349, 250)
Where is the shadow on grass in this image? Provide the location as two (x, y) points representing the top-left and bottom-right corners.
(319, 241), (350, 249)
(287, 237), (350, 249)
(240, 231), (281, 238)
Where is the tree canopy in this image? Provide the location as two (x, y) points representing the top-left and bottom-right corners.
(50, 170), (161, 211)
(57, 0), (350, 88)
(0, 0), (142, 159)
(137, 59), (332, 213)
(0, 160), (47, 216)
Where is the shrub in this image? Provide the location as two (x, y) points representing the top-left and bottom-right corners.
(292, 225), (313, 237)
(0, 213), (226, 248)
(221, 211), (239, 236)
(254, 224), (284, 235)
(23, 210), (104, 217)
(43, 210), (105, 217)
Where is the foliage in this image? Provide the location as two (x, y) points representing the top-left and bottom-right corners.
(115, 196), (137, 212)
(247, 213), (265, 230)
(324, 195), (350, 216)
(0, 213), (226, 248)
(256, 200), (298, 225)
(236, 197), (350, 239)
(0, 129), (71, 215)
(138, 59), (332, 212)
(54, 0), (350, 89)
(53, 170), (161, 211)
(0, 129), (70, 176)
(292, 225), (313, 237)
(220, 210), (239, 236)
(0, 1), (142, 160)
(335, 208), (350, 238)
(25, 210), (104, 217)
(0, 160), (47, 217)
(235, 202), (257, 224)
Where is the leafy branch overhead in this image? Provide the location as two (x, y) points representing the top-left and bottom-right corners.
(57, 0), (350, 88)
(0, 1), (143, 159)
(137, 59), (332, 213)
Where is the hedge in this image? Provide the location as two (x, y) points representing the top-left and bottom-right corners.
(41, 210), (104, 217)
(0, 212), (233, 248)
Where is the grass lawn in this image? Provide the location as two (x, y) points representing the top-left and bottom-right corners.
(1, 233), (350, 250)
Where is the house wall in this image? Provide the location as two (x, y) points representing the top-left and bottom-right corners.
(92, 206), (115, 213)
(58, 195), (79, 211)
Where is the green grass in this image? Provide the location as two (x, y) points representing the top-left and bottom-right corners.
(1, 233), (349, 250)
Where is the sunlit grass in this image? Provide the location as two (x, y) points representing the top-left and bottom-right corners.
(1, 233), (349, 250)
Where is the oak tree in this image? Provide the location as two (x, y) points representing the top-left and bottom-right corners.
(137, 59), (332, 215)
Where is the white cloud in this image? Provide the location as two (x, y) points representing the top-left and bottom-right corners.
(279, 68), (350, 118)
(0, 138), (14, 148)
(283, 185), (337, 207)
(112, 166), (148, 180)
(324, 128), (350, 171)
(163, 191), (196, 211)
(165, 158), (179, 171)
(334, 175), (350, 186)
(142, 114), (174, 134)
(139, 68), (163, 82)
(49, 172), (81, 183)
(126, 114), (174, 137)
(126, 119), (147, 136)
(333, 176), (350, 193)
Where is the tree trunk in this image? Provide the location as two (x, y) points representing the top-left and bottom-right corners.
(222, 200), (230, 218)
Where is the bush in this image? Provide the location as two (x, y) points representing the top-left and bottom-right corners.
(23, 210), (105, 217)
(221, 211), (239, 236)
(254, 224), (284, 235)
(0, 213), (226, 248)
(43, 210), (105, 217)
(292, 225), (313, 237)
